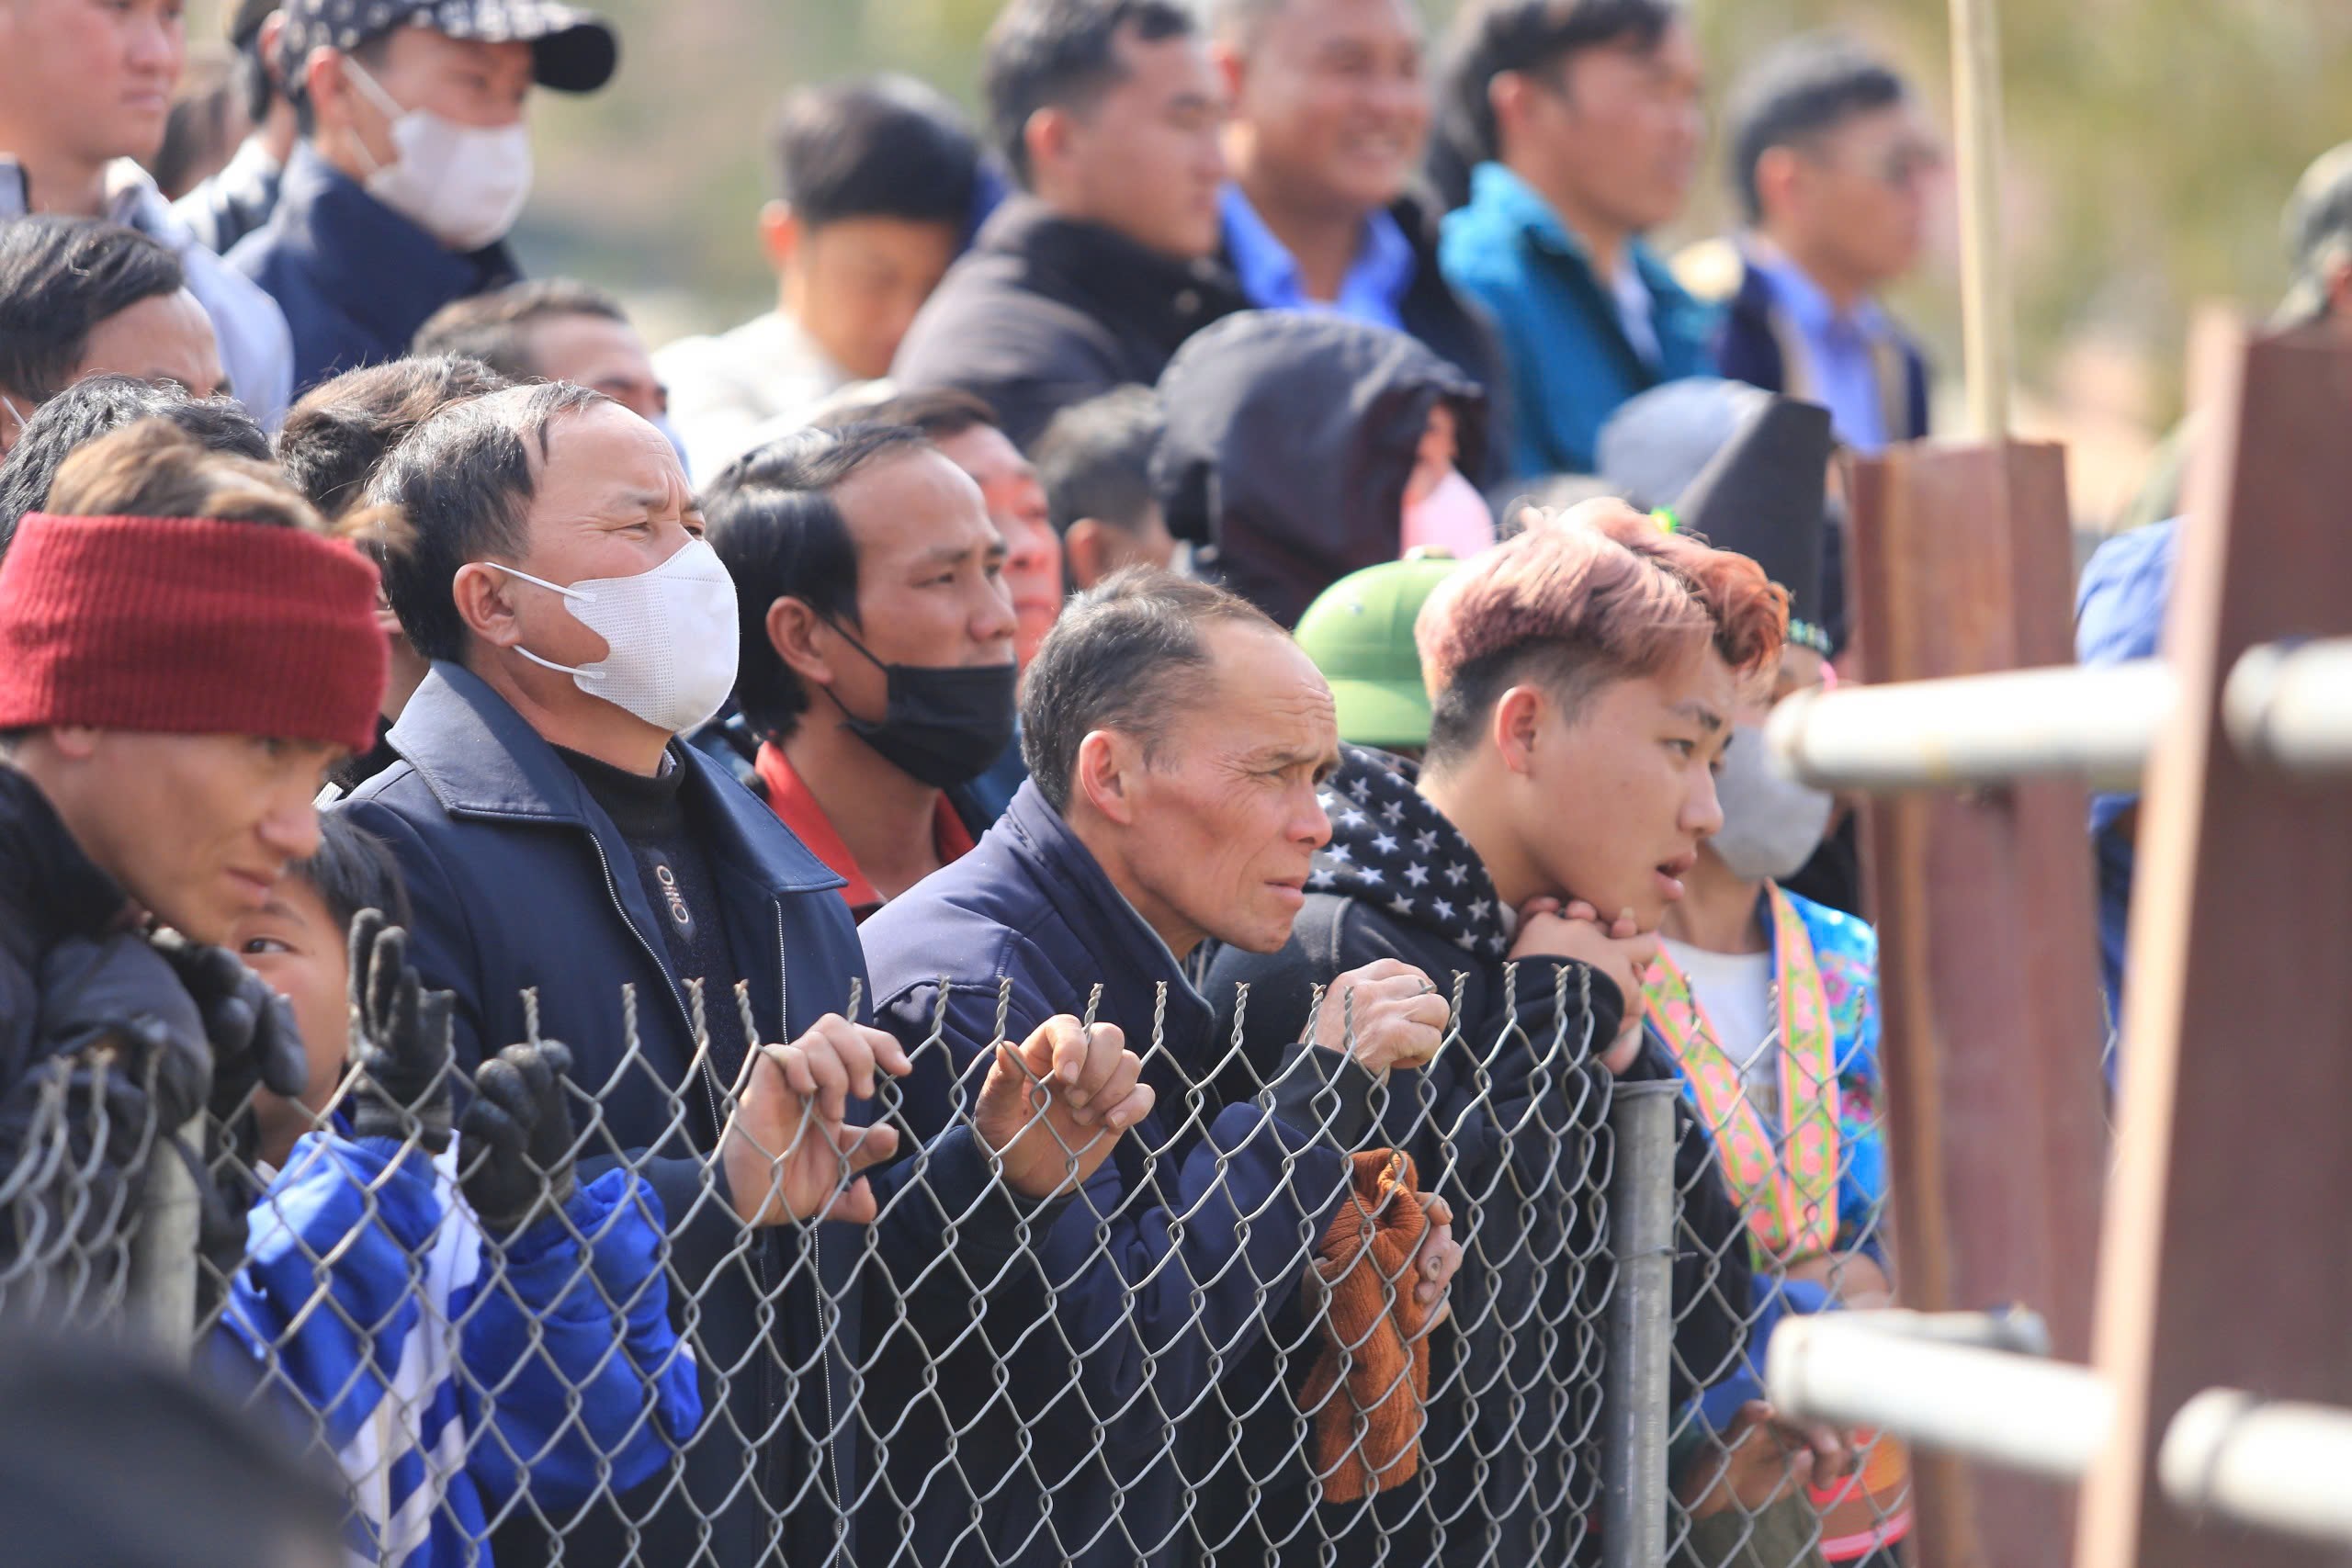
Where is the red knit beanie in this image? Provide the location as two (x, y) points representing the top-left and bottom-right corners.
(0, 513), (390, 755)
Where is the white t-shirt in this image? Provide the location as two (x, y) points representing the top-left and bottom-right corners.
(1662, 939), (1778, 1130)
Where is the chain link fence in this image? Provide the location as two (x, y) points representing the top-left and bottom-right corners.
(1656, 917), (1912, 1568)
(0, 967), (1802, 1568)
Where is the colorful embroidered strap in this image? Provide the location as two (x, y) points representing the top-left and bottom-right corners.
(1645, 885), (1844, 1258)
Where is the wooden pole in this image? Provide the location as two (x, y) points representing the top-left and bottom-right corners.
(2074, 322), (2352, 1568)
(1949, 0), (2015, 437)
(1843, 439), (2108, 1568)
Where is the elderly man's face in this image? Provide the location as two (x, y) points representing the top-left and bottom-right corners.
(492, 399), (705, 720)
(1118, 620), (1340, 956)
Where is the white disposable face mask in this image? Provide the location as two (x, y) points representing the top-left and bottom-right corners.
(1710, 721), (1836, 882)
(344, 58), (534, 252)
(492, 539), (741, 737)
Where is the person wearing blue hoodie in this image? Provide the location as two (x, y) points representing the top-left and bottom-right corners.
(210, 816), (702, 1568)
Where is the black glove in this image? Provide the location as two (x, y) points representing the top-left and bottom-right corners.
(35, 933), (213, 1134)
(459, 1041), (579, 1233)
(144, 929), (310, 1133)
(345, 909), (456, 1154)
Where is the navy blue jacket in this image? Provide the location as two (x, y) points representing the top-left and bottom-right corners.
(227, 145), (518, 397)
(1713, 255), (1930, 446)
(337, 665), (1044, 1568)
(859, 781), (1377, 1568)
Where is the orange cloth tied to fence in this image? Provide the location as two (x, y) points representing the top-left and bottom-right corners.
(1301, 1148), (1435, 1503)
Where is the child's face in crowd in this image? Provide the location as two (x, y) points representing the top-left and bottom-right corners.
(228, 878), (352, 1167)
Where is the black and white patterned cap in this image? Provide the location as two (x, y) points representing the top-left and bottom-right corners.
(277, 0), (617, 96)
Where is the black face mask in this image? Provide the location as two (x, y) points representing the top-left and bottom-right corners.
(822, 623), (1019, 789)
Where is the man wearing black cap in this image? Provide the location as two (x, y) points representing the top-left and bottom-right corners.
(227, 0), (618, 395)
(173, 1), (300, 257)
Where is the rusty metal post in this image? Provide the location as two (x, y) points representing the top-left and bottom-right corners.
(1841, 438), (2109, 1568)
(2075, 324), (2352, 1568)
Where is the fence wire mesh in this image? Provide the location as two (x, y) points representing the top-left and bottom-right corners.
(0, 962), (1804, 1568)
(1654, 916), (1912, 1568)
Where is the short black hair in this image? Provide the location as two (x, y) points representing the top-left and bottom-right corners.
(0, 376), (268, 555)
(277, 355), (514, 522)
(1724, 33), (1910, 224)
(829, 386), (1003, 443)
(1432, 0), (1680, 190)
(772, 74), (982, 229)
(293, 814), (413, 934)
(1020, 568), (1279, 812)
(704, 423), (933, 741)
(410, 279), (630, 384)
(983, 0), (1196, 187)
(368, 380), (607, 664)
(1034, 385), (1163, 538)
(0, 218), (187, 407)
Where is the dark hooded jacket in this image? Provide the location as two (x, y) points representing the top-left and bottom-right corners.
(1155, 311), (1489, 628)
(1201, 748), (1753, 1565)
(890, 197), (1251, 452)
(0, 768), (211, 1305)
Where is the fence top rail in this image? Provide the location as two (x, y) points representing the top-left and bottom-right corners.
(1767, 637), (2352, 795)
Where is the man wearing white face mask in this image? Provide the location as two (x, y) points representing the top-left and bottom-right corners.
(339, 382), (1130, 1568)
(1629, 395), (1910, 1563)
(227, 0), (617, 397)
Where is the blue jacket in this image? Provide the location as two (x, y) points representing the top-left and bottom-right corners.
(213, 1134), (701, 1568)
(337, 664), (1043, 1568)
(228, 144), (518, 397)
(859, 780), (1374, 1568)
(1439, 162), (1713, 479)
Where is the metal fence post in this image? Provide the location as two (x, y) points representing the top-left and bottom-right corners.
(1602, 1079), (1677, 1568)
(125, 1112), (203, 1360)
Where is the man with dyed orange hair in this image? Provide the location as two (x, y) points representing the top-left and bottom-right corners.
(1204, 500), (1786, 1560)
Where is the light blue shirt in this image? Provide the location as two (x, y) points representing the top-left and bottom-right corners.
(1749, 251), (1894, 454)
(0, 156), (295, 432)
(1220, 185), (1416, 332)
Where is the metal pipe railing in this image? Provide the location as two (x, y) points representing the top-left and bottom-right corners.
(1767, 660), (2176, 794)
(1762, 1314), (2112, 1481)
(2222, 637), (2352, 774)
(125, 1112), (203, 1361)
(1600, 1080), (1677, 1568)
(1770, 637), (2352, 795)
(1767, 1317), (2352, 1551)
(2160, 1389), (2352, 1548)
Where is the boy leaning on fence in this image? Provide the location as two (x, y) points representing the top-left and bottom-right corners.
(0, 417), (383, 1296)
(1205, 502), (1767, 1561)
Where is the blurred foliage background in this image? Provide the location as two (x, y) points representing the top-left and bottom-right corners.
(186, 0), (2352, 520)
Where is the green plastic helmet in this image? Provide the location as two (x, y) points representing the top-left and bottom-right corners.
(1293, 558), (1464, 752)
